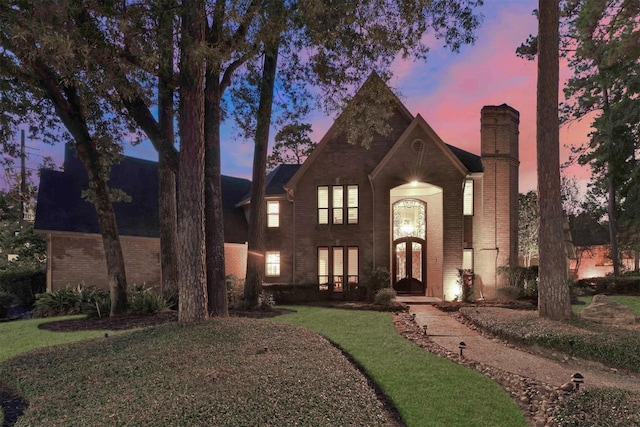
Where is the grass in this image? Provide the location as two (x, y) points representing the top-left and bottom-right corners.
(0, 317), (394, 426)
(0, 316), (124, 362)
(573, 295), (640, 315)
(274, 306), (527, 427)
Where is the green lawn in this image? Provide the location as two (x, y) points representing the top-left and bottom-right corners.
(572, 295), (640, 315)
(274, 306), (527, 427)
(0, 316), (123, 361)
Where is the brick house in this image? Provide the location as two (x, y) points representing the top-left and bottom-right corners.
(35, 76), (520, 301)
(34, 146), (251, 292)
(248, 75), (520, 300)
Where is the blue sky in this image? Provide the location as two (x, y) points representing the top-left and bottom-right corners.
(9, 0), (593, 194)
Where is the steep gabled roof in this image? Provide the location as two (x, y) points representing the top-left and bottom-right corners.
(370, 114), (472, 179)
(446, 144), (483, 173)
(35, 146), (251, 243)
(286, 72), (414, 191)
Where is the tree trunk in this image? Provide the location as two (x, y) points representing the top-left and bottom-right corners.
(177, 0), (208, 324)
(204, 71), (228, 317)
(536, 0), (571, 320)
(244, 43), (280, 306)
(158, 0), (179, 302)
(607, 177), (620, 276)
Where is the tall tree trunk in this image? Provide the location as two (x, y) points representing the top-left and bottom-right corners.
(158, 0), (179, 302)
(32, 63), (128, 316)
(601, 86), (621, 277)
(178, 0), (208, 324)
(204, 71), (228, 317)
(536, 0), (571, 320)
(244, 43), (279, 306)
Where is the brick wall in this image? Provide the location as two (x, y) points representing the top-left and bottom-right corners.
(46, 232), (248, 292)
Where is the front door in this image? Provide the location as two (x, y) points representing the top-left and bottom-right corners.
(392, 199), (426, 295)
(393, 238), (426, 294)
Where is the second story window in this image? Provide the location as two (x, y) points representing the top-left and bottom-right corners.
(267, 200), (279, 227)
(317, 184), (359, 225)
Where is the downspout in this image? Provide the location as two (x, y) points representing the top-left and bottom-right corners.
(368, 174), (375, 270)
(286, 187), (296, 282)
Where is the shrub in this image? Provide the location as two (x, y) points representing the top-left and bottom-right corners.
(257, 291), (275, 310)
(226, 275), (244, 305)
(263, 283), (324, 304)
(129, 284), (168, 315)
(0, 291), (15, 318)
(497, 266), (538, 299)
(0, 269), (46, 308)
(363, 268), (391, 302)
(457, 269), (475, 302)
(33, 283), (110, 318)
(374, 287), (396, 307)
(573, 276), (640, 295)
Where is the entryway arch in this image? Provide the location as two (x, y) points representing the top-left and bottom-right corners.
(390, 183), (443, 296)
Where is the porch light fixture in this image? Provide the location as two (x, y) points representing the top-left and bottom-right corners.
(458, 341), (466, 356)
(571, 373), (584, 390)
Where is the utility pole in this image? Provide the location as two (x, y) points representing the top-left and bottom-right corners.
(20, 129), (26, 230)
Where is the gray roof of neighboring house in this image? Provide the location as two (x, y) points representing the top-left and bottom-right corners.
(35, 146), (251, 243)
(237, 164), (301, 205)
(569, 213), (610, 246)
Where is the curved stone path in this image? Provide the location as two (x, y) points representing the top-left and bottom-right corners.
(410, 304), (640, 392)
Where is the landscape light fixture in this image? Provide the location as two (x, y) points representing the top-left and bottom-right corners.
(571, 373), (584, 390)
(458, 341), (466, 356)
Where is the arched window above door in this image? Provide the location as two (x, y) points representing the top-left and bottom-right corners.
(393, 199), (426, 240)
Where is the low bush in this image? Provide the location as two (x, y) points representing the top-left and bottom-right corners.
(497, 266), (538, 299)
(226, 275), (243, 305)
(33, 286), (84, 317)
(363, 267), (391, 302)
(128, 285), (168, 315)
(374, 287), (396, 307)
(553, 387), (640, 426)
(257, 291), (275, 310)
(0, 269), (46, 308)
(0, 291), (15, 318)
(573, 276), (640, 295)
(263, 283), (325, 304)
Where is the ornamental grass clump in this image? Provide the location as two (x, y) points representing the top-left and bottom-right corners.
(128, 284), (168, 315)
(374, 287), (396, 307)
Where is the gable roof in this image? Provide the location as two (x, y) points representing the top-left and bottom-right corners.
(370, 114), (475, 180)
(35, 146), (251, 243)
(286, 72), (414, 191)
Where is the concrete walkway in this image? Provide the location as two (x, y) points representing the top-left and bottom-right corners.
(409, 304), (640, 392)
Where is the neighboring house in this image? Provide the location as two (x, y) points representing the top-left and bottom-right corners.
(34, 145), (251, 292)
(569, 213), (635, 279)
(35, 75), (521, 300)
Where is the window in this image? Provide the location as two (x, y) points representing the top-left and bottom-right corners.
(317, 246), (358, 290)
(462, 249), (473, 270)
(332, 186), (344, 224)
(318, 247), (329, 288)
(347, 247), (359, 283)
(333, 247), (344, 291)
(347, 185), (358, 224)
(317, 184), (359, 225)
(265, 251), (280, 277)
(267, 201), (279, 227)
(463, 179), (474, 216)
(318, 186), (329, 224)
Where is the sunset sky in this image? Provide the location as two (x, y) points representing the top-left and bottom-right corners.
(12, 0), (595, 195)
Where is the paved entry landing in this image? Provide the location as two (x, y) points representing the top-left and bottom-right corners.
(409, 304), (640, 392)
